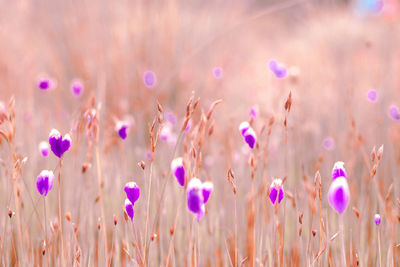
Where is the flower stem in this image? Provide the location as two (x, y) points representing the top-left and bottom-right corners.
(57, 158), (66, 267)
(144, 159), (154, 265)
(378, 227), (382, 267)
(340, 216), (346, 266)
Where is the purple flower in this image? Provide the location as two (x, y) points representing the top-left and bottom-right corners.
(239, 121), (250, 136)
(202, 182), (213, 203)
(322, 137), (335, 151)
(39, 141), (49, 157)
(171, 157), (185, 186)
(184, 119), (192, 132)
(388, 105), (400, 121)
(165, 111), (178, 125)
(212, 67), (223, 79)
(269, 179), (284, 205)
(243, 127), (256, 149)
(374, 214), (381, 226)
(70, 80), (84, 98)
(37, 77), (54, 90)
(268, 59), (287, 79)
(143, 70), (157, 89)
(125, 199), (134, 221)
(36, 170), (55, 196)
(328, 177), (350, 214)
(366, 89), (378, 103)
(332, 161), (347, 180)
(49, 129), (71, 158)
(249, 105), (259, 119)
(115, 121), (130, 140)
(187, 178), (213, 221)
(124, 182), (140, 205)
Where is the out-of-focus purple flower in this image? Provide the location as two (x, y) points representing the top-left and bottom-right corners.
(125, 199), (134, 221)
(39, 141), (50, 157)
(239, 121), (250, 136)
(332, 161), (347, 180)
(49, 129), (71, 158)
(143, 70), (157, 89)
(160, 124), (172, 141)
(37, 77), (55, 91)
(165, 111), (178, 125)
(243, 128), (256, 149)
(171, 157), (185, 186)
(212, 66), (223, 79)
(70, 80), (84, 98)
(269, 179), (284, 205)
(187, 178), (213, 221)
(366, 89), (378, 103)
(124, 182), (140, 205)
(184, 119), (192, 132)
(115, 121), (130, 140)
(268, 59), (287, 79)
(249, 105), (259, 119)
(322, 137), (335, 151)
(374, 214), (381, 225)
(36, 170), (55, 196)
(328, 176), (350, 214)
(388, 105), (400, 121)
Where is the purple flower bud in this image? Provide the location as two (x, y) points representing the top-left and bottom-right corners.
(115, 121), (130, 140)
(125, 199), (134, 221)
(269, 179), (284, 205)
(239, 121), (250, 136)
(37, 77), (55, 91)
(36, 170), (55, 196)
(332, 161), (347, 180)
(171, 157), (185, 186)
(124, 182), (140, 205)
(366, 89), (378, 103)
(212, 66), (223, 79)
(143, 70), (157, 89)
(328, 177), (350, 214)
(202, 182), (213, 203)
(49, 129), (71, 158)
(187, 178), (205, 221)
(249, 105), (259, 119)
(322, 137), (335, 151)
(39, 141), (50, 157)
(388, 104), (400, 121)
(243, 127), (257, 149)
(70, 80), (84, 98)
(268, 59), (287, 79)
(374, 214), (381, 226)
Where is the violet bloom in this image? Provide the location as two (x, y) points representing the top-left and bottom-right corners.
(171, 157), (185, 186)
(165, 111), (178, 125)
(249, 105), (259, 119)
(202, 182), (213, 203)
(239, 121), (250, 135)
(143, 70), (157, 89)
(37, 77), (54, 90)
(125, 199), (134, 221)
(115, 121), (130, 140)
(187, 178), (213, 221)
(70, 80), (84, 98)
(268, 59), (287, 79)
(124, 182), (140, 205)
(49, 129), (71, 158)
(322, 137), (335, 151)
(374, 214), (381, 226)
(332, 161), (347, 180)
(366, 89), (378, 103)
(388, 105), (400, 121)
(269, 179), (284, 205)
(212, 66), (223, 79)
(243, 127), (257, 149)
(328, 177), (350, 214)
(36, 170), (55, 196)
(39, 141), (50, 157)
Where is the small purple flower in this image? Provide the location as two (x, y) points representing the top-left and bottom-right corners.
(202, 182), (213, 203)
(39, 141), (50, 157)
(239, 121), (250, 136)
(49, 129), (71, 158)
(37, 77), (54, 90)
(269, 179), (284, 205)
(374, 214), (381, 226)
(249, 105), (259, 119)
(184, 119), (192, 132)
(187, 178), (212, 221)
(160, 124), (172, 141)
(124, 182), (140, 205)
(366, 89), (378, 103)
(143, 70), (157, 89)
(328, 177), (350, 214)
(115, 121), (130, 140)
(322, 137), (335, 151)
(268, 59), (287, 79)
(125, 199), (134, 221)
(171, 157), (185, 186)
(165, 111), (178, 125)
(212, 66), (223, 79)
(388, 104), (400, 121)
(332, 161), (347, 180)
(70, 80), (84, 98)
(36, 170), (55, 196)
(243, 127), (257, 149)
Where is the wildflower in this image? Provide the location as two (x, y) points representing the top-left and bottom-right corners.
(366, 89), (378, 103)
(143, 70), (157, 89)
(49, 129), (71, 158)
(115, 121), (130, 140)
(388, 104), (400, 121)
(171, 157), (185, 186)
(374, 214), (381, 226)
(239, 121), (250, 136)
(202, 182), (213, 203)
(187, 178), (213, 221)
(36, 170), (55, 196)
(322, 137), (335, 151)
(37, 77), (55, 90)
(332, 161), (347, 180)
(269, 178), (284, 205)
(268, 59), (287, 79)
(249, 105), (259, 119)
(124, 182), (140, 205)
(70, 80), (84, 98)
(328, 175), (350, 214)
(243, 127), (256, 149)
(165, 111), (177, 125)
(39, 141), (50, 157)
(212, 66), (223, 79)
(125, 199), (134, 221)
